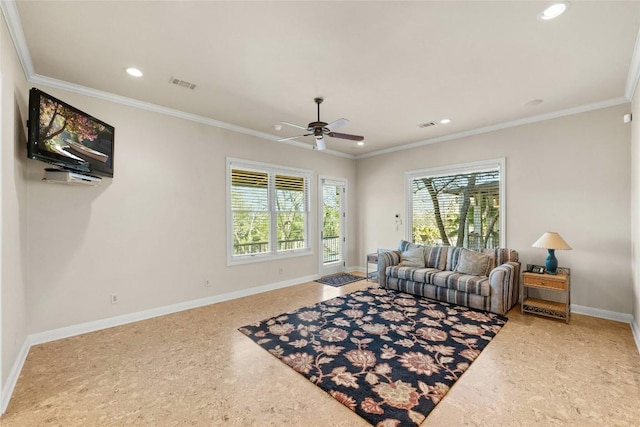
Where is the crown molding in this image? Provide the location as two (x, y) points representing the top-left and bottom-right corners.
(28, 77), (356, 159)
(0, 0), (33, 76)
(356, 97), (630, 160)
(625, 26), (640, 101)
(0, 0), (355, 160)
(2, 0), (635, 162)
(28, 73), (355, 159)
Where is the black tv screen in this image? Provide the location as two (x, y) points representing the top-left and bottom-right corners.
(27, 88), (114, 177)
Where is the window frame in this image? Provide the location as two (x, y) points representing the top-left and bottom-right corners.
(404, 158), (506, 248)
(226, 157), (313, 266)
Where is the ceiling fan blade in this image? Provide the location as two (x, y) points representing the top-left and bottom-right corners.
(328, 132), (364, 141)
(326, 118), (350, 132)
(278, 134), (311, 142)
(280, 121), (308, 131)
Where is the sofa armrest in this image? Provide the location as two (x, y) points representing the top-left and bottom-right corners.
(488, 261), (520, 315)
(377, 250), (401, 288)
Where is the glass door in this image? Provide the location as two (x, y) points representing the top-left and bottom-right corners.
(320, 178), (346, 277)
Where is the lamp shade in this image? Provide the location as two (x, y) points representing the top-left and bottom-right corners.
(532, 232), (572, 250)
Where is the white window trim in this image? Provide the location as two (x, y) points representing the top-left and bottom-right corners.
(226, 157), (314, 266)
(404, 157), (506, 248)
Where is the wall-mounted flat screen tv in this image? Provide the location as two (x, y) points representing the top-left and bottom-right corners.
(27, 88), (115, 177)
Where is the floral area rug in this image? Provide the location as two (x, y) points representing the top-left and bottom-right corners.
(315, 272), (365, 287)
(238, 287), (507, 426)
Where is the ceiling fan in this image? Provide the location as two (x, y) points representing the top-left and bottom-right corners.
(278, 98), (364, 150)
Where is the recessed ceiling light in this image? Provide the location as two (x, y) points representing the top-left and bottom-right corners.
(125, 67), (143, 77)
(357, 141), (365, 146)
(538, 2), (569, 21)
(273, 124), (282, 131)
(440, 118), (451, 124)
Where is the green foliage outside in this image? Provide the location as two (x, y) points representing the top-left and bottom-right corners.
(412, 171), (500, 249)
(322, 185), (341, 261)
(232, 178), (307, 255)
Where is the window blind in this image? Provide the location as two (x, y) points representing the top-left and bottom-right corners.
(229, 161), (311, 260)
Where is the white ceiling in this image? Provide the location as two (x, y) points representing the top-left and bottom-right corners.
(5, 1), (640, 157)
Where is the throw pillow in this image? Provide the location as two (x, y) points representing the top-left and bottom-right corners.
(424, 245), (447, 269)
(455, 249), (491, 276)
(398, 246), (426, 268)
(398, 240), (419, 252)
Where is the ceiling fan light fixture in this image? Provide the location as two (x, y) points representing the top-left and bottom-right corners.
(279, 98), (363, 151)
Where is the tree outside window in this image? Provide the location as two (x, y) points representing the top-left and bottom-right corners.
(408, 162), (503, 250)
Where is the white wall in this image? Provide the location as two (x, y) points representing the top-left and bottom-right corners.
(24, 88), (358, 334)
(0, 14), (29, 409)
(357, 105), (633, 315)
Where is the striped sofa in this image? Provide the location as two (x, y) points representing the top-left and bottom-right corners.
(377, 241), (520, 315)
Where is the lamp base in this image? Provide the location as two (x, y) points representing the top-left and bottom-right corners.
(545, 249), (558, 275)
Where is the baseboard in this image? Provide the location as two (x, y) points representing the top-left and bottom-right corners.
(29, 274), (318, 346)
(2, 274), (317, 414)
(1, 338), (30, 414)
(571, 304), (635, 324)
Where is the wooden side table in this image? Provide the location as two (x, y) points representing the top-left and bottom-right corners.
(521, 268), (570, 323)
(366, 253), (378, 282)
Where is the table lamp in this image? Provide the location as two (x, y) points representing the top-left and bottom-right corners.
(532, 232), (571, 275)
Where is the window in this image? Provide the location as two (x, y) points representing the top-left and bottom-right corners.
(406, 159), (505, 249)
(227, 159), (312, 264)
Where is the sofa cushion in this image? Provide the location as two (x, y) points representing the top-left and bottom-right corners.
(398, 246), (426, 267)
(398, 239), (418, 252)
(398, 240), (448, 270)
(431, 270), (491, 296)
(386, 266), (439, 283)
(455, 248), (491, 276)
(445, 246), (465, 271)
(483, 248), (519, 266)
(424, 245), (448, 270)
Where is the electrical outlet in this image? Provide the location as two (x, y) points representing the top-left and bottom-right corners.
(111, 294), (118, 304)
(204, 279), (211, 288)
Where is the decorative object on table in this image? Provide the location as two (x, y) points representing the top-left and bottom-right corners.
(239, 287), (507, 426)
(531, 232), (572, 275)
(527, 264), (546, 274)
(315, 272), (364, 287)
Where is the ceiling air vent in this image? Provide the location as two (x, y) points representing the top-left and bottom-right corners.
(169, 77), (196, 90)
(418, 122), (437, 128)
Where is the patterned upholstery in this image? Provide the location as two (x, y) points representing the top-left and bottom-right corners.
(445, 246), (465, 271)
(430, 271), (490, 296)
(424, 246), (448, 269)
(397, 240), (449, 270)
(379, 242), (520, 315)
